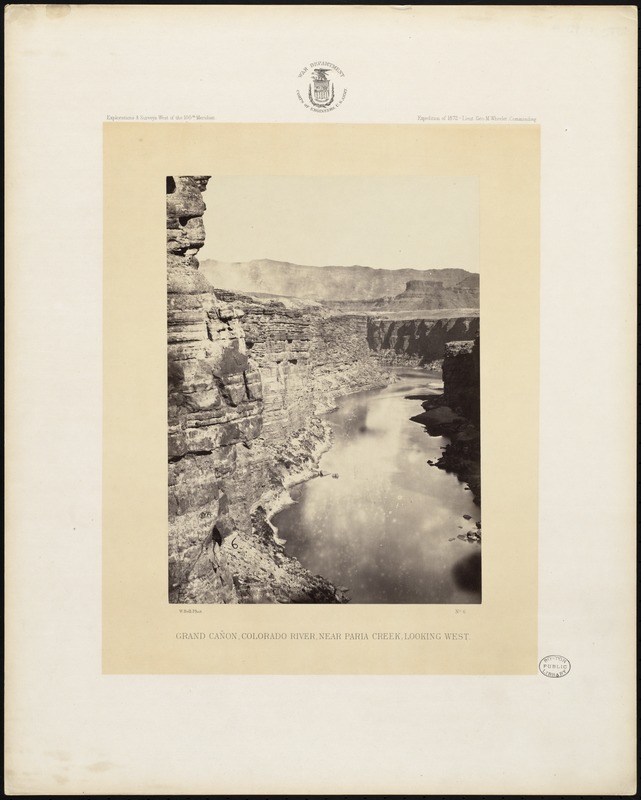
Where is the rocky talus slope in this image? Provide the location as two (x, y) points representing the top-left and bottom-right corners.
(167, 177), (389, 603)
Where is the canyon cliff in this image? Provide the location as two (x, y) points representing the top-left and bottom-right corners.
(168, 177), (389, 604)
(411, 337), (481, 504)
(367, 316), (479, 366)
(168, 176), (481, 603)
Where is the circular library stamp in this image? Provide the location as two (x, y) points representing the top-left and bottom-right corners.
(539, 654), (571, 678)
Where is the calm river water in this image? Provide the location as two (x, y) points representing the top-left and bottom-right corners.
(272, 368), (481, 603)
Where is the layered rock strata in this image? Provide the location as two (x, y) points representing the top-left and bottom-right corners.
(167, 177), (389, 603)
(367, 316), (479, 366)
(380, 278), (479, 310)
(215, 292), (386, 417)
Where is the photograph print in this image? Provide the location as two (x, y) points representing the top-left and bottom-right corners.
(168, 175), (481, 604)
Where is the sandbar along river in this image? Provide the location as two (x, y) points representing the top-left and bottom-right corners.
(271, 368), (481, 603)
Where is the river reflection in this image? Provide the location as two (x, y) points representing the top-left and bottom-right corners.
(272, 369), (481, 603)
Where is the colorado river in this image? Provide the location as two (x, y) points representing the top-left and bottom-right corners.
(271, 368), (481, 603)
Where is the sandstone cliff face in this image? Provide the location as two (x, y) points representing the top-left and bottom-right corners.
(367, 316), (479, 365)
(214, 292), (389, 423)
(167, 177), (389, 603)
(309, 314), (388, 412)
(168, 176), (264, 602)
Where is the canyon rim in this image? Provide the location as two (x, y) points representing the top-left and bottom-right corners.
(167, 175), (481, 604)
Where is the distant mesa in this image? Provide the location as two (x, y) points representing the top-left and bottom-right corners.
(372, 278), (479, 311)
(201, 258), (479, 309)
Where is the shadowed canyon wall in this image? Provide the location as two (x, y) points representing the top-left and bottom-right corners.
(411, 336), (481, 504)
(367, 316), (479, 365)
(442, 338), (481, 427)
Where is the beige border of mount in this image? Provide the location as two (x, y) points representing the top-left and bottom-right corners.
(103, 122), (539, 674)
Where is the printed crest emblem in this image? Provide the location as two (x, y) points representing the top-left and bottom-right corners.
(296, 61), (347, 113)
(309, 68), (334, 107)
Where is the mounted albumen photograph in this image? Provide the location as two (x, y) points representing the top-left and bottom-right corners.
(168, 175), (481, 603)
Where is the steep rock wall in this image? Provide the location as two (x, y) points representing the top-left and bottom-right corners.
(310, 314), (388, 412)
(367, 316), (479, 365)
(442, 339), (480, 426)
(215, 292), (389, 423)
(167, 176), (265, 602)
(167, 178), (389, 604)
(411, 336), (481, 504)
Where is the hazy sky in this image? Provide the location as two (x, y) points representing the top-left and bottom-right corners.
(199, 176), (479, 272)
